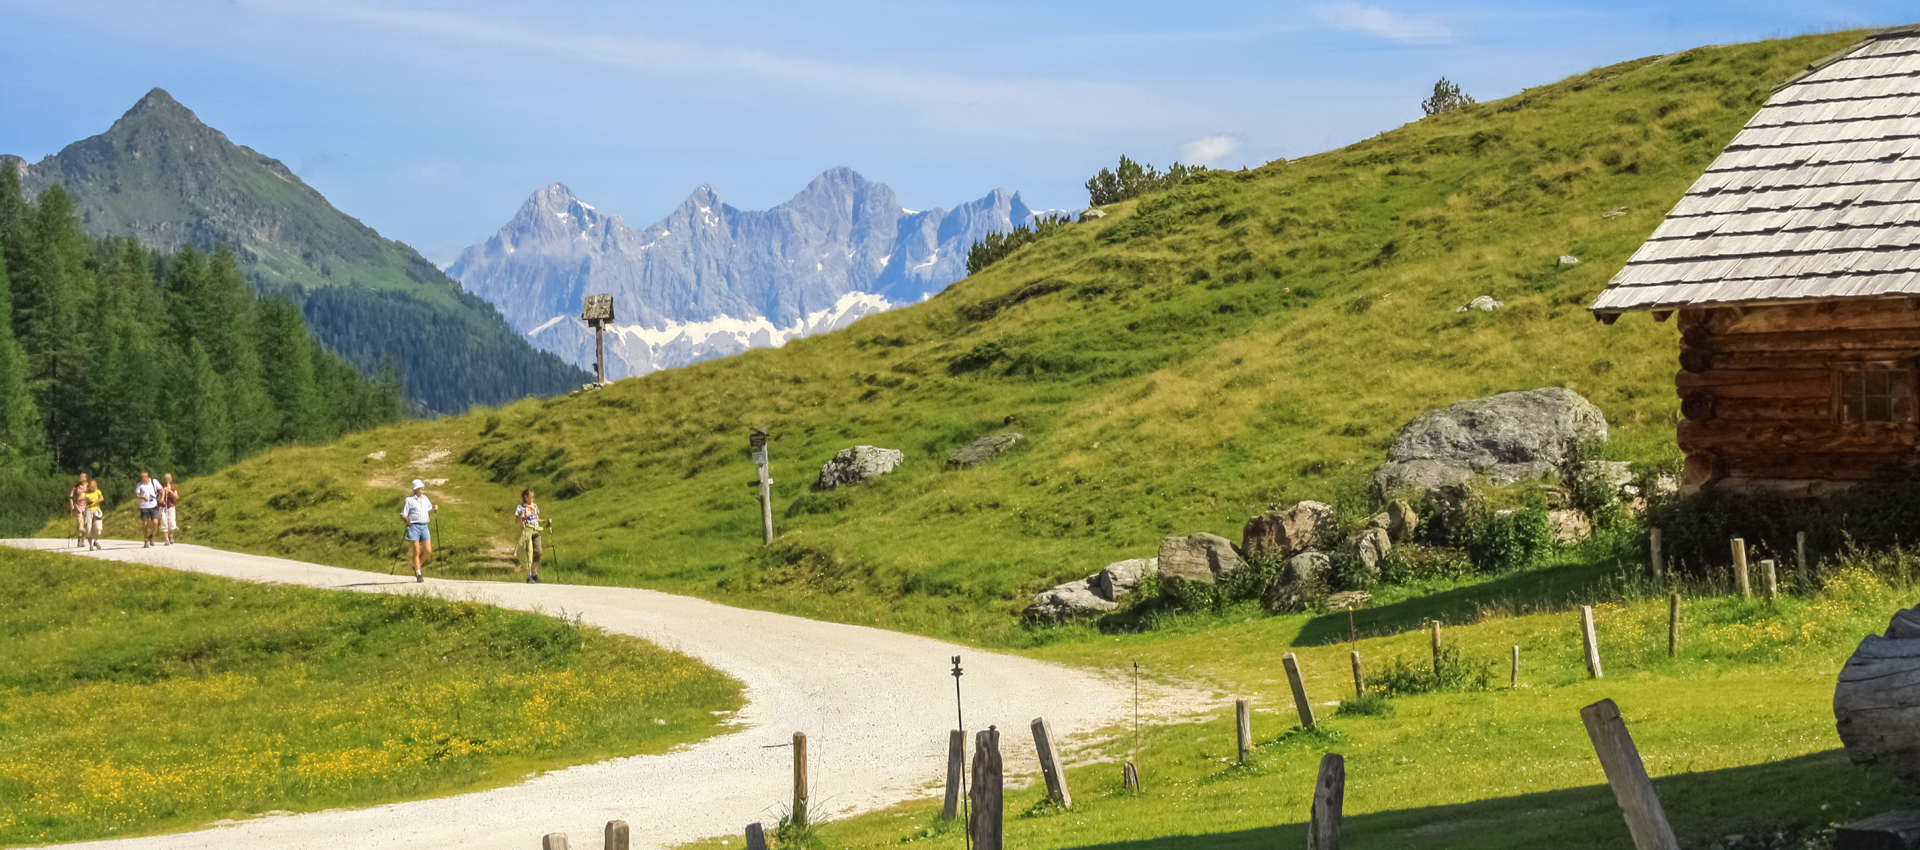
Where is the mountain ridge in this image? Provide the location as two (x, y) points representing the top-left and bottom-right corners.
(7, 88), (590, 413)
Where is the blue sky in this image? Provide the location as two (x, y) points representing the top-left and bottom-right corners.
(1, 1), (1910, 261)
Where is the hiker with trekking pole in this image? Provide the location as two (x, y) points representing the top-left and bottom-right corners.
(514, 488), (544, 583)
(400, 479), (436, 583)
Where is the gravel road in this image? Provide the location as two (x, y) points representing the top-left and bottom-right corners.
(5, 539), (1199, 850)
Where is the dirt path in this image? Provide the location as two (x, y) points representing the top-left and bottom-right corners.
(4, 539), (1203, 850)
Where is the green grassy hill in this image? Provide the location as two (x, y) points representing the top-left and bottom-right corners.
(99, 30), (1864, 643)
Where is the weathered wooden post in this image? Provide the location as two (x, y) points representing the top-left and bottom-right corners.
(745, 823), (769, 850)
(1649, 527), (1663, 581)
(605, 820), (629, 850)
(581, 293), (614, 385)
(968, 726), (1003, 850)
(1235, 699), (1252, 764)
(1797, 531), (1808, 587)
(1580, 699), (1680, 850)
(1350, 651), (1364, 698)
(542, 834), (569, 850)
(1030, 717), (1071, 808)
(1309, 753), (1345, 850)
(751, 428), (774, 546)
(1510, 645), (1520, 688)
(1430, 620), (1443, 675)
(942, 729), (965, 820)
(1762, 559), (1778, 607)
(791, 731), (809, 827)
(1582, 605), (1603, 679)
(1732, 538), (1751, 599)
(1668, 593), (1680, 658)
(1282, 653), (1316, 730)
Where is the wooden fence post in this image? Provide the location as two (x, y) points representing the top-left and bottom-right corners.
(1582, 605), (1603, 679)
(1763, 559), (1778, 607)
(1430, 620), (1444, 675)
(1797, 531), (1808, 587)
(745, 823), (769, 850)
(1282, 653), (1316, 730)
(605, 820), (629, 850)
(792, 731), (808, 827)
(1650, 527), (1663, 581)
(1668, 593), (1680, 658)
(942, 729), (965, 820)
(1580, 699), (1680, 850)
(1309, 753), (1345, 850)
(1510, 645), (1520, 688)
(542, 834), (568, 850)
(1123, 760), (1140, 792)
(1235, 699), (1252, 763)
(1030, 717), (1071, 808)
(969, 726), (1003, 850)
(1732, 538), (1750, 599)
(1350, 651), (1365, 698)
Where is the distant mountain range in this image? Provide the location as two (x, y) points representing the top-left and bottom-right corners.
(3, 89), (589, 414)
(448, 169), (1065, 377)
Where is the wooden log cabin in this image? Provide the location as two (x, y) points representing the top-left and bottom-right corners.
(1591, 25), (1920, 496)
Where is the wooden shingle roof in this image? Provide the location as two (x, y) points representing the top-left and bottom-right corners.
(1591, 25), (1920, 316)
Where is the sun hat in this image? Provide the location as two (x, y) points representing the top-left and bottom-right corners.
(411, 479), (425, 490)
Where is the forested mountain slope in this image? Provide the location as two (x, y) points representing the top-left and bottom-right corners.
(5, 89), (588, 413)
(148, 31), (1861, 641)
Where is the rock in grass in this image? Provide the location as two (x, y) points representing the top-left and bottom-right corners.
(1370, 387), (1608, 502)
(1024, 577), (1117, 622)
(1386, 499), (1419, 543)
(1156, 533), (1243, 589)
(817, 445), (905, 489)
(1242, 501), (1335, 560)
(1423, 483), (1480, 542)
(1456, 295), (1504, 312)
(1261, 551), (1331, 614)
(1354, 527), (1391, 575)
(1093, 558), (1155, 600)
(947, 432), (1022, 470)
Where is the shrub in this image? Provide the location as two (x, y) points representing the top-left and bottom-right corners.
(1422, 77), (1477, 116)
(1336, 691), (1394, 717)
(964, 215), (1074, 275)
(1085, 156), (1211, 206)
(1645, 482), (1920, 583)
(1461, 502), (1554, 572)
(1372, 645), (1495, 696)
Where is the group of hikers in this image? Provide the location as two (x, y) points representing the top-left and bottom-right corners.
(68, 471), (179, 550)
(399, 479), (549, 584)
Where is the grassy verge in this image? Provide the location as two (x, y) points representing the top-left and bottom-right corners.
(680, 565), (1912, 850)
(0, 547), (742, 846)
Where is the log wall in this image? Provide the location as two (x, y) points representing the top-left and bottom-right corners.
(1677, 299), (1920, 495)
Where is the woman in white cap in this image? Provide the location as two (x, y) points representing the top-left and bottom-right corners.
(400, 479), (436, 582)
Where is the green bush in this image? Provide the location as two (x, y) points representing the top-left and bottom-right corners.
(1084, 156), (1211, 206)
(1372, 645), (1496, 696)
(1646, 482), (1920, 582)
(1461, 502), (1554, 573)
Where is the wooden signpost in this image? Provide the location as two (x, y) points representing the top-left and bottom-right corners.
(1350, 651), (1365, 698)
(1283, 653), (1316, 731)
(1580, 699), (1680, 850)
(1235, 699), (1252, 764)
(581, 293), (614, 385)
(792, 731), (809, 827)
(751, 428), (773, 545)
(1732, 538), (1751, 599)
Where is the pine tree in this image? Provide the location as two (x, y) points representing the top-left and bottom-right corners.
(0, 244), (46, 469)
(14, 185), (95, 467)
(257, 296), (322, 443)
(88, 238), (169, 474)
(180, 339), (231, 474)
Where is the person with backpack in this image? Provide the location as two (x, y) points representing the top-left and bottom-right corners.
(514, 489), (543, 583)
(134, 472), (163, 548)
(400, 479), (436, 582)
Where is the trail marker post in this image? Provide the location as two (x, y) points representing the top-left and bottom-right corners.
(968, 727), (1003, 850)
(1350, 651), (1365, 698)
(1283, 653), (1316, 730)
(750, 428), (773, 545)
(1582, 605), (1603, 679)
(1125, 660), (1141, 792)
(792, 732), (809, 828)
(1732, 538), (1751, 599)
(1580, 699), (1680, 850)
(581, 293), (614, 385)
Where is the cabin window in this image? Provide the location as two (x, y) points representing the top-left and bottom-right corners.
(1839, 367), (1915, 424)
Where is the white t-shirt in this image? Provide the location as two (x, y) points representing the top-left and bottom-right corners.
(135, 481), (162, 509)
(403, 494), (434, 525)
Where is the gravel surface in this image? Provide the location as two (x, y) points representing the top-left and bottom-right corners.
(5, 539), (1200, 850)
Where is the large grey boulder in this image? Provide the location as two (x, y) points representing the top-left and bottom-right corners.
(1025, 578), (1118, 622)
(948, 433), (1023, 470)
(1354, 528), (1392, 575)
(1242, 501), (1335, 561)
(817, 445), (905, 489)
(1156, 533), (1243, 588)
(1371, 387), (1608, 502)
(1262, 552), (1332, 614)
(1094, 558), (1155, 600)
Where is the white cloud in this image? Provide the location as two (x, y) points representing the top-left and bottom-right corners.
(1319, 2), (1451, 44)
(1180, 135), (1242, 167)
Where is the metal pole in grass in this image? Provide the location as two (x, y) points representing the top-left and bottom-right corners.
(953, 655), (969, 850)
